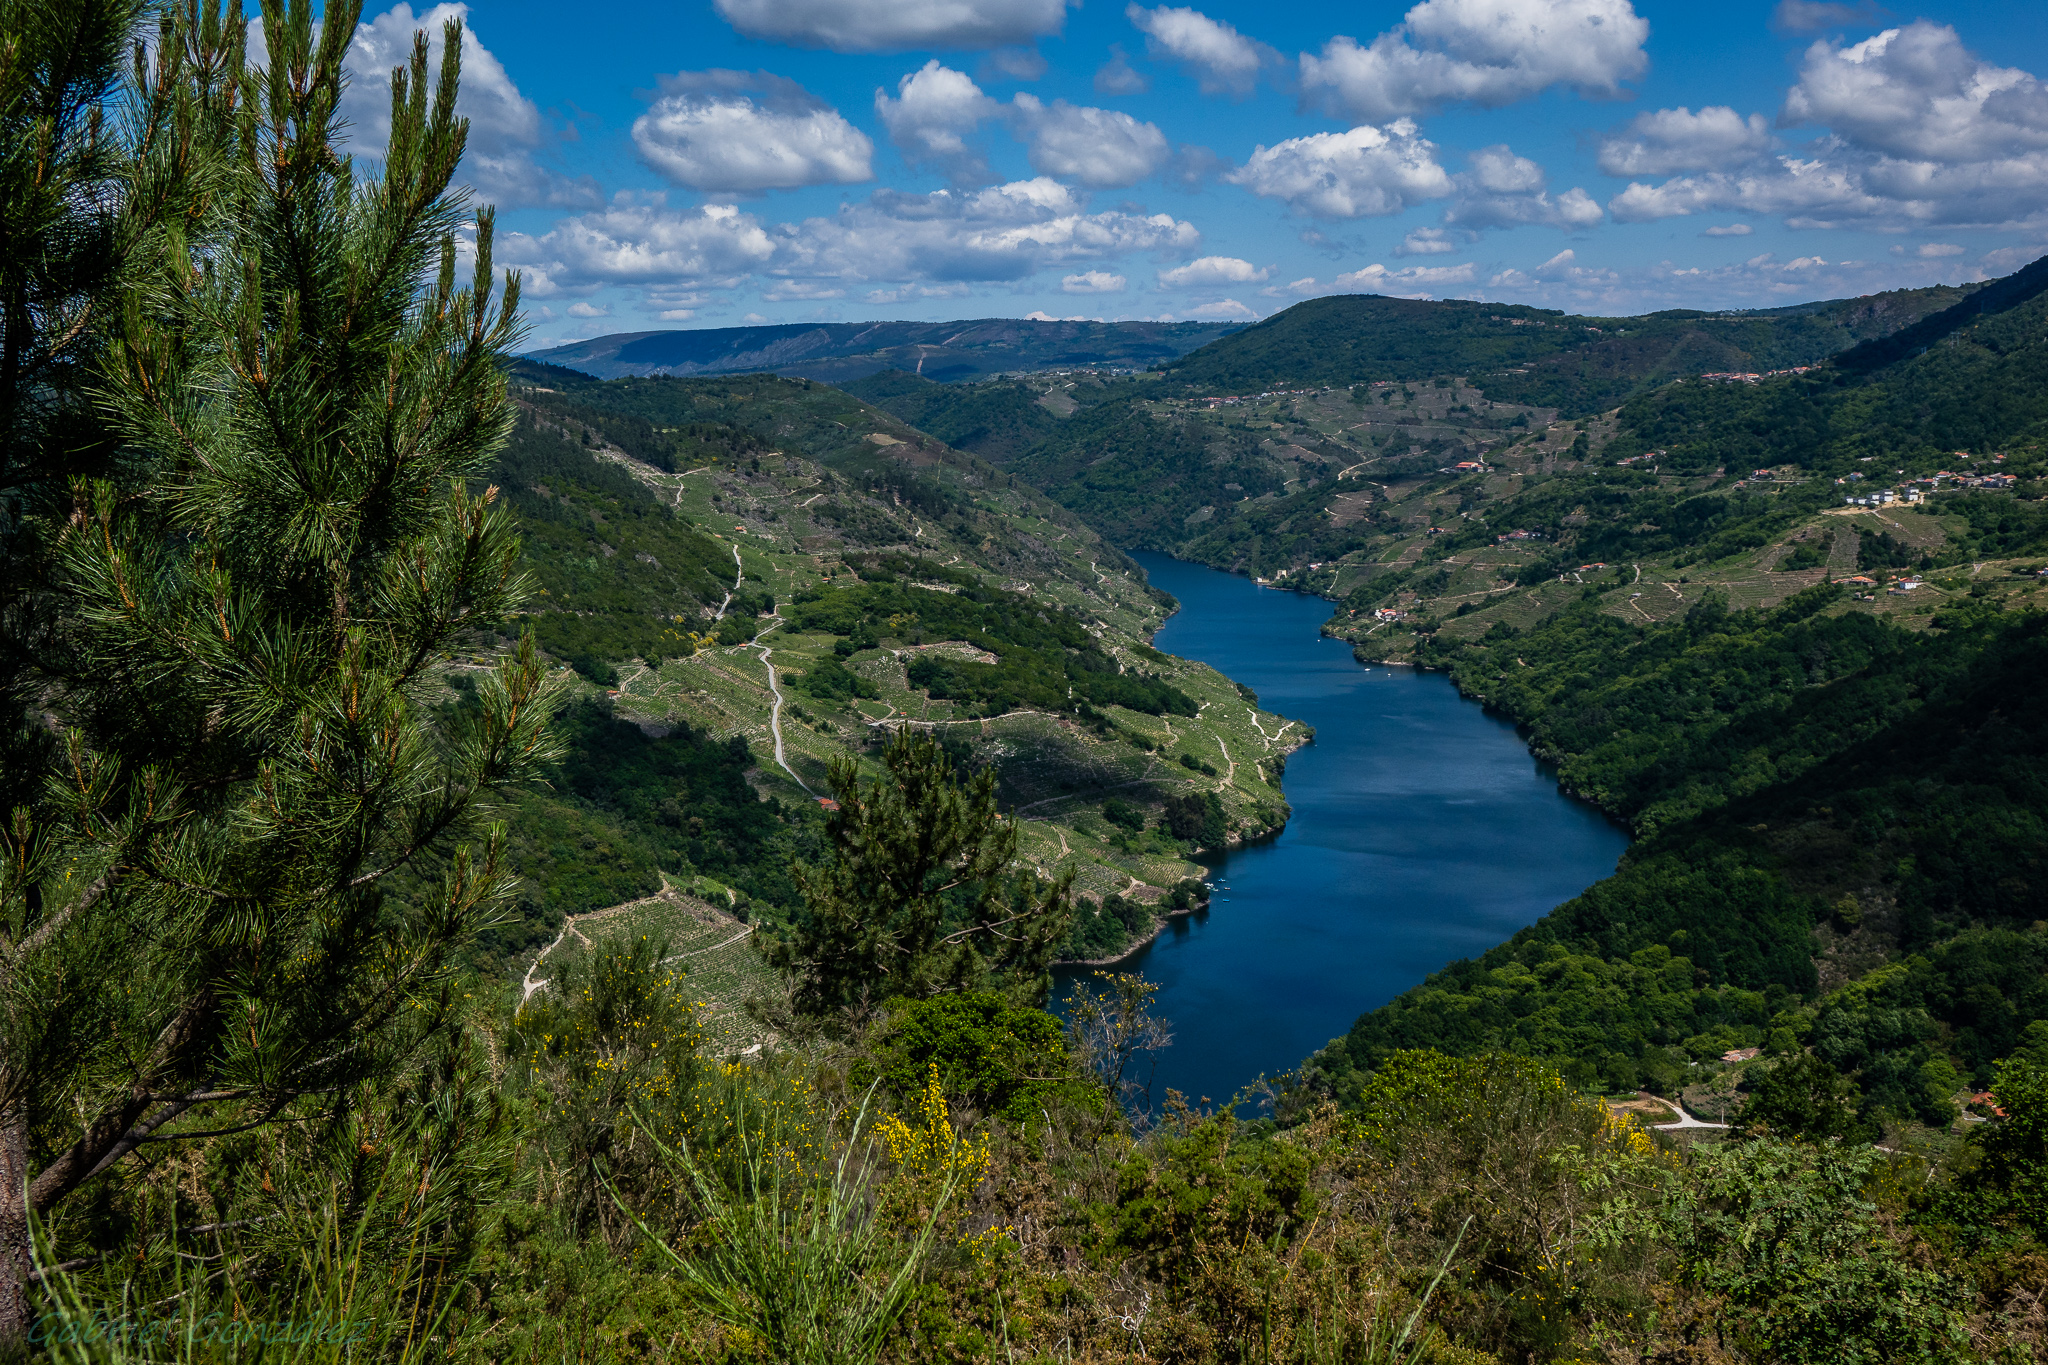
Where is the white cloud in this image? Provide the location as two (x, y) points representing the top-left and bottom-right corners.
(1598, 107), (1772, 176)
(876, 62), (1002, 183)
(1228, 120), (1453, 218)
(1300, 0), (1650, 123)
(656, 308), (697, 320)
(503, 199), (778, 296)
(309, 3), (598, 209)
(769, 178), (1200, 288)
(1331, 260), (1477, 295)
(1446, 144), (1603, 229)
(1892, 242), (1966, 257)
(713, 0), (1074, 52)
(1158, 255), (1269, 287)
(1125, 4), (1275, 98)
(1782, 22), (2048, 164)
(1063, 270), (1128, 292)
(741, 312), (773, 324)
(633, 71), (873, 193)
(566, 301), (611, 318)
(1396, 226), (1459, 254)
(1095, 45), (1150, 95)
(1024, 310), (1098, 321)
(1185, 298), (1259, 319)
(1702, 223), (1754, 236)
(1011, 95), (1171, 187)
(1611, 25), (2048, 231)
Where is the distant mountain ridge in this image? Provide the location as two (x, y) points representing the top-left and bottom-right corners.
(526, 317), (1238, 383)
(1154, 281), (1988, 414)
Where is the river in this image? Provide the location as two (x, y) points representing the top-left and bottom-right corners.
(1051, 552), (1630, 1109)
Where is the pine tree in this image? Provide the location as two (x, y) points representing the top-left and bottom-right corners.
(774, 730), (1073, 1023)
(0, 0), (556, 1336)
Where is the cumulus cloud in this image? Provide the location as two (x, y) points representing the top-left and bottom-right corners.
(1299, 0), (1650, 123)
(1126, 4), (1276, 98)
(634, 71), (873, 193)
(1893, 241), (1965, 256)
(1095, 45), (1151, 95)
(1396, 226), (1460, 254)
(1702, 223), (1754, 235)
(1446, 144), (1602, 229)
(1063, 270), (1128, 292)
(1780, 22), (2048, 163)
(1158, 256), (1270, 287)
(713, 0), (1074, 52)
(769, 178), (1200, 288)
(1331, 261), (1477, 295)
(876, 62), (1002, 182)
(1011, 95), (1172, 187)
(1228, 119), (1453, 218)
(1598, 107), (1772, 176)
(310, 3), (598, 209)
(1184, 298), (1260, 319)
(503, 200), (779, 297)
(1607, 23), (2048, 230)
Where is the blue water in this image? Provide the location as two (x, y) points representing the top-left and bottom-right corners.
(1052, 552), (1630, 1107)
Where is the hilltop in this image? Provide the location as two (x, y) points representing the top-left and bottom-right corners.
(525, 316), (1237, 383)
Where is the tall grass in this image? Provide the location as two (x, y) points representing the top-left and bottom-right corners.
(610, 1075), (967, 1365)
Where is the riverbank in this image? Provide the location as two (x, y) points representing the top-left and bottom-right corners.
(1051, 553), (1630, 1104)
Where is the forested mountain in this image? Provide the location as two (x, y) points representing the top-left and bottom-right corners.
(526, 315), (1237, 382)
(1157, 283), (1974, 414)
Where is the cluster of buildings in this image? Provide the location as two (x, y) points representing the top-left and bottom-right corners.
(1698, 366), (1818, 383)
(1198, 387), (1327, 409)
(1495, 529), (1544, 543)
(1841, 468), (2017, 507)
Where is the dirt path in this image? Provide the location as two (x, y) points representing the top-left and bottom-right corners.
(713, 543), (743, 620)
(1641, 1094), (1730, 1131)
(747, 616), (816, 796)
(519, 906), (627, 1003)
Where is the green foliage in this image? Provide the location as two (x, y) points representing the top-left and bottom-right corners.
(840, 370), (1059, 462)
(489, 409), (735, 681)
(787, 576), (1196, 719)
(1163, 790), (1228, 847)
(1101, 797), (1146, 831)
(773, 731), (1074, 1020)
(1730, 1054), (1878, 1143)
(1664, 1140), (1967, 1363)
(795, 655), (880, 702)
(0, 3), (561, 1332)
(1057, 890), (1154, 959)
(863, 992), (1094, 1123)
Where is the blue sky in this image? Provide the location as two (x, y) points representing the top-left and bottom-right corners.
(332, 0), (2048, 344)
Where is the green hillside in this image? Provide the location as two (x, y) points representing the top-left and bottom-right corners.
(453, 364), (1306, 979)
(1158, 284), (1973, 415)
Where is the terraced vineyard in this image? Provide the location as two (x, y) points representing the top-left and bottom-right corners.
(471, 365), (1304, 1000)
